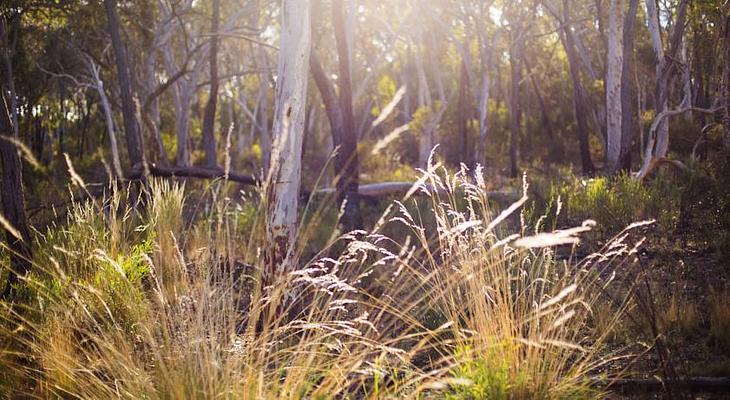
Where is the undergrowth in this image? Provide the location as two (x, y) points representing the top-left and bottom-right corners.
(0, 164), (645, 399)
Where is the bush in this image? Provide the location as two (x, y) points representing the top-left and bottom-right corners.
(527, 170), (682, 245)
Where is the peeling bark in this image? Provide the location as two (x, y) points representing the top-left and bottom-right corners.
(264, 0), (311, 287)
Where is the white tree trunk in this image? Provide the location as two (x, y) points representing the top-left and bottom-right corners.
(606, 0), (624, 172)
(414, 32), (433, 169)
(645, 0), (668, 158)
(680, 39), (692, 110)
(476, 46), (491, 167)
(265, 0), (311, 282)
(90, 62), (123, 178)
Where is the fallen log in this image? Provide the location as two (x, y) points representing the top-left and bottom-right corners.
(129, 169), (521, 205)
(127, 163), (260, 186)
(313, 182), (519, 204)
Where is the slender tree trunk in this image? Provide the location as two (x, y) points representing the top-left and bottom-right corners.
(415, 33), (433, 169)
(0, 93), (32, 299)
(202, 0), (220, 167)
(103, 0), (144, 167)
(140, 5), (169, 166)
(0, 17), (18, 140)
(401, 44), (412, 124)
(524, 59), (555, 139)
(175, 85), (193, 167)
(57, 81), (65, 161)
(618, 0), (639, 172)
(476, 34), (492, 168)
(457, 60), (471, 167)
(573, 29), (607, 145)
(606, 0), (624, 173)
(258, 48), (272, 175)
(645, 0), (667, 159)
(332, 0), (362, 232)
(561, 0), (595, 174)
(508, 33), (522, 178)
(90, 62), (124, 178)
(264, 0), (311, 287)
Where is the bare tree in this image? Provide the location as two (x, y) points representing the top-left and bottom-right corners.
(264, 0), (312, 286)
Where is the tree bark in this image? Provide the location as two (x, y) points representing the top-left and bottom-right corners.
(264, 0), (311, 287)
(0, 93), (32, 299)
(606, 0), (624, 173)
(103, 0), (144, 167)
(202, 0), (220, 167)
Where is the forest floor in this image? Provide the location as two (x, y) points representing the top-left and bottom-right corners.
(604, 211), (730, 398)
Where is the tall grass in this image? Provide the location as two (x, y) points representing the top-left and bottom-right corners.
(0, 164), (642, 399)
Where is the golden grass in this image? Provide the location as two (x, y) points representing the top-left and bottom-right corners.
(0, 163), (642, 399)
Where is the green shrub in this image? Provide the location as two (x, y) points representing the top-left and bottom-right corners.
(528, 170), (682, 243)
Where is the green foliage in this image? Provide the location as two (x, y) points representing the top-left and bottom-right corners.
(446, 344), (514, 400)
(87, 239), (152, 332)
(360, 146), (417, 183)
(528, 170), (682, 242)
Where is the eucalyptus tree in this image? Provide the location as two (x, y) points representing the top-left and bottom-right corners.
(606, 0), (641, 174)
(264, 0), (312, 287)
(605, 0), (624, 173)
